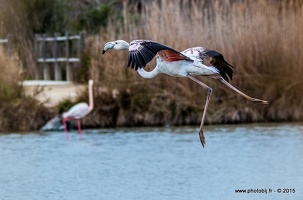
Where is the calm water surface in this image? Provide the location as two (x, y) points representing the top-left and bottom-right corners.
(0, 123), (303, 200)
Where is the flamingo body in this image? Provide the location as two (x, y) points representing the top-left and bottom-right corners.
(102, 40), (268, 148)
(152, 57), (219, 77)
(62, 80), (94, 139)
(63, 103), (91, 119)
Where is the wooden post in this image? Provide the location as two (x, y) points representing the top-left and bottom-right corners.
(78, 31), (85, 57)
(0, 21), (4, 39)
(6, 34), (13, 56)
(54, 33), (61, 80)
(34, 34), (40, 79)
(65, 32), (72, 81)
(42, 34), (50, 80)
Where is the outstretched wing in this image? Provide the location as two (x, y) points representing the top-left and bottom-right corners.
(127, 40), (192, 70)
(202, 49), (234, 82)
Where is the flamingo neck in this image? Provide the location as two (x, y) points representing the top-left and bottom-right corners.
(88, 83), (94, 111)
(137, 66), (160, 79)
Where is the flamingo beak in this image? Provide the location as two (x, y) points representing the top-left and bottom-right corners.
(102, 42), (115, 54)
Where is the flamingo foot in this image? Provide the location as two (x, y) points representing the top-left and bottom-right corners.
(252, 99), (268, 105)
(198, 129), (206, 148)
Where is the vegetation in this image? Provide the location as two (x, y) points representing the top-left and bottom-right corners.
(0, 0), (302, 131)
(87, 0), (303, 128)
(0, 0), (116, 78)
(0, 48), (53, 132)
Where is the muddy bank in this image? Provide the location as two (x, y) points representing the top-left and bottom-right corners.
(2, 83), (301, 133)
(62, 85), (271, 131)
(19, 77), (302, 132)
(0, 98), (54, 132)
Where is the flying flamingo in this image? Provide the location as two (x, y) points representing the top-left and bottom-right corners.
(62, 80), (94, 140)
(102, 40), (268, 147)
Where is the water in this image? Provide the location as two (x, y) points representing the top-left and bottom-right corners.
(0, 123), (303, 200)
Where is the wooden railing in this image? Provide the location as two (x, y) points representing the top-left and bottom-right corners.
(35, 32), (85, 81)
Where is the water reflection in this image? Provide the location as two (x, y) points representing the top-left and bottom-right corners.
(0, 123), (303, 200)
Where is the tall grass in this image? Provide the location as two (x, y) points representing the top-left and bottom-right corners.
(87, 0), (303, 127)
(0, 48), (53, 132)
(0, 48), (23, 102)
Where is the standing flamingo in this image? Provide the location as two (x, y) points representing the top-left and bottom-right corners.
(102, 40), (268, 147)
(62, 80), (94, 140)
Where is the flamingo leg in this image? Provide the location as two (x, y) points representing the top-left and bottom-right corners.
(63, 118), (69, 140)
(187, 75), (212, 148)
(77, 119), (82, 140)
(214, 77), (268, 104)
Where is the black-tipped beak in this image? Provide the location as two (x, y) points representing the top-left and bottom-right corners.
(102, 42), (115, 55)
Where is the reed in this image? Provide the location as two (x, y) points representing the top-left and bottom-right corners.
(0, 48), (53, 132)
(89, 0), (303, 127)
(0, 48), (23, 102)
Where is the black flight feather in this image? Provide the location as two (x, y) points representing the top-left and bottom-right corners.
(203, 50), (234, 82)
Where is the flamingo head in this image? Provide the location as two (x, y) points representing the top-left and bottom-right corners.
(102, 40), (129, 54)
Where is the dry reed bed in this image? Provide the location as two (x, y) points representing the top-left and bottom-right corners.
(86, 0), (303, 128)
(2, 0), (302, 131)
(0, 48), (53, 132)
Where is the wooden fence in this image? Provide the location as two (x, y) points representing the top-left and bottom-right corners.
(35, 32), (85, 81)
(0, 34), (13, 56)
